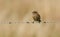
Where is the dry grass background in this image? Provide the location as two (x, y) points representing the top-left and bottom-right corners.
(0, 0), (60, 37)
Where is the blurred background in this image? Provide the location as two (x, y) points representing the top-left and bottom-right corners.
(0, 0), (60, 37)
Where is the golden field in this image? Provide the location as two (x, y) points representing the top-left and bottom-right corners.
(0, 0), (60, 37)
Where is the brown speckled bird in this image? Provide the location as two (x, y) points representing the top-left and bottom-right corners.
(32, 11), (41, 23)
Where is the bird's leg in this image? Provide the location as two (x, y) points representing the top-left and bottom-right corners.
(32, 21), (34, 23)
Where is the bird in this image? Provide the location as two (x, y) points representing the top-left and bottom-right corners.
(32, 11), (41, 23)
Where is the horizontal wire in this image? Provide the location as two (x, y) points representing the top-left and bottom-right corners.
(0, 21), (58, 24)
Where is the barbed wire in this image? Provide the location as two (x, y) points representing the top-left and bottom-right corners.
(0, 21), (59, 24)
